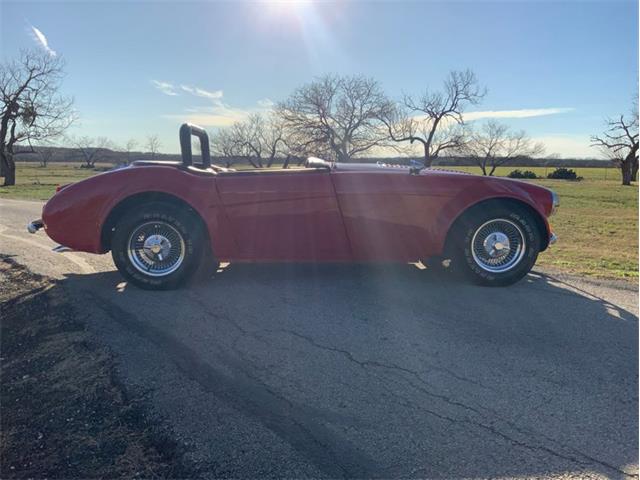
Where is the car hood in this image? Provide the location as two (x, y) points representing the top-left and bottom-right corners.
(332, 162), (554, 215)
(333, 162), (471, 176)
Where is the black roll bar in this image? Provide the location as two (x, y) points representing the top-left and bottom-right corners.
(179, 123), (211, 168)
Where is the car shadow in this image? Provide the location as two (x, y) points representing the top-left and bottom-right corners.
(27, 263), (640, 477)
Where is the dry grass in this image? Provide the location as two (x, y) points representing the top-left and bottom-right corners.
(0, 257), (193, 478)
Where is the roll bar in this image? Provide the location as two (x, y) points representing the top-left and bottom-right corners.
(179, 123), (211, 168)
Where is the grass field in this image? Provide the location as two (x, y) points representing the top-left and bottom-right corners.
(1, 162), (637, 281)
(444, 167), (638, 279)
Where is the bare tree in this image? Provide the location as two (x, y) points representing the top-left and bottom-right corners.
(382, 70), (485, 168)
(69, 135), (112, 168)
(212, 119), (262, 168)
(463, 121), (544, 176)
(233, 115), (264, 167)
(212, 113), (287, 168)
(280, 130), (331, 168)
(0, 50), (75, 185)
(146, 134), (161, 159)
(260, 115), (286, 167)
(123, 138), (138, 165)
(591, 101), (639, 186)
(277, 74), (392, 162)
(37, 145), (55, 167)
(211, 128), (245, 168)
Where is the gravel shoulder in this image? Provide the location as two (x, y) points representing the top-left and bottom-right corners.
(0, 256), (194, 478)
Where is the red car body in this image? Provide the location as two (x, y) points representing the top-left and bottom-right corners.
(40, 161), (555, 263)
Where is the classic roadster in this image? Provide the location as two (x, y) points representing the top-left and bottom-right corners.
(28, 124), (558, 289)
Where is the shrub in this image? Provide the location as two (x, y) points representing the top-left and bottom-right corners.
(547, 167), (583, 181)
(507, 169), (538, 179)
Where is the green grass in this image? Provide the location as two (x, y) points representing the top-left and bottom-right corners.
(441, 165), (619, 181)
(2, 162), (638, 281)
(532, 178), (637, 280)
(0, 163), (110, 201)
(439, 166), (639, 280)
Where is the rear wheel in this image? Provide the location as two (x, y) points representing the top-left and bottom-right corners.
(111, 202), (207, 290)
(448, 204), (541, 286)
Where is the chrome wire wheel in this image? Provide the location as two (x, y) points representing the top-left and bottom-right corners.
(470, 218), (526, 273)
(127, 221), (186, 277)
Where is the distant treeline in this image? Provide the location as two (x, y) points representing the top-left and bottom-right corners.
(354, 156), (611, 168)
(14, 145), (611, 168)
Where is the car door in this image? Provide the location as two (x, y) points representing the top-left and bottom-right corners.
(332, 170), (448, 261)
(215, 170), (351, 261)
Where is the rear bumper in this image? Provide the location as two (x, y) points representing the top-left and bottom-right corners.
(27, 219), (44, 234)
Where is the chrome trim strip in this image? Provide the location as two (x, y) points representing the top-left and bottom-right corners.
(52, 245), (74, 253)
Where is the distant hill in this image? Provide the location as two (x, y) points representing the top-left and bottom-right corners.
(14, 145), (611, 168)
(13, 145), (182, 164)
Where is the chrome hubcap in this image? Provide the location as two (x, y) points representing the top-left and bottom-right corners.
(127, 222), (185, 277)
(471, 219), (526, 273)
(483, 231), (510, 258)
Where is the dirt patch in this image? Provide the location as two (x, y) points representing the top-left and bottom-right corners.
(0, 256), (194, 478)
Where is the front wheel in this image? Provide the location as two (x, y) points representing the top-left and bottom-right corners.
(449, 205), (541, 286)
(111, 202), (206, 290)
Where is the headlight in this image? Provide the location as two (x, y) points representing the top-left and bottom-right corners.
(550, 191), (560, 216)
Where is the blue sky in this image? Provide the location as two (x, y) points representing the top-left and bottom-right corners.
(1, 0), (638, 157)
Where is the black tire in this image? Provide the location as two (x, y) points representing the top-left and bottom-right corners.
(447, 203), (541, 286)
(111, 202), (208, 290)
(194, 238), (221, 281)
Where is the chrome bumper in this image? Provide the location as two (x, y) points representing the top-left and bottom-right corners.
(549, 233), (558, 245)
(27, 219), (44, 234)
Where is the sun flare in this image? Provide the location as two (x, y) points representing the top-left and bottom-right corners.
(260, 0), (313, 19)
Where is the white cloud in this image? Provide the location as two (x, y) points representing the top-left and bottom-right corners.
(153, 80), (276, 126)
(163, 95), (276, 128)
(463, 107), (574, 122)
(408, 107), (575, 130)
(180, 85), (223, 100)
(30, 25), (56, 56)
(257, 98), (275, 109)
(530, 134), (600, 159)
(152, 80), (178, 96)
(163, 103), (252, 127)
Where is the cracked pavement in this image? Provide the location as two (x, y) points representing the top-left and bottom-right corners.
(1, 198), (638, 479)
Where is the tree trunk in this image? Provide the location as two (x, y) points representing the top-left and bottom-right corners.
(632, 156), (639, 182)
(337, 151), (350, 163)
(423, 144), (432, 168)
(282, 155), (291, 169)
(621, 158), (633, 186)
(1, 151), (16, 186)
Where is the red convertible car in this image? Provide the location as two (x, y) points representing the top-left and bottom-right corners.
(28, 124), (558, 290)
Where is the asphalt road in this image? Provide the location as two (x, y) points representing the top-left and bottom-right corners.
(1, 198), (638, 479)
